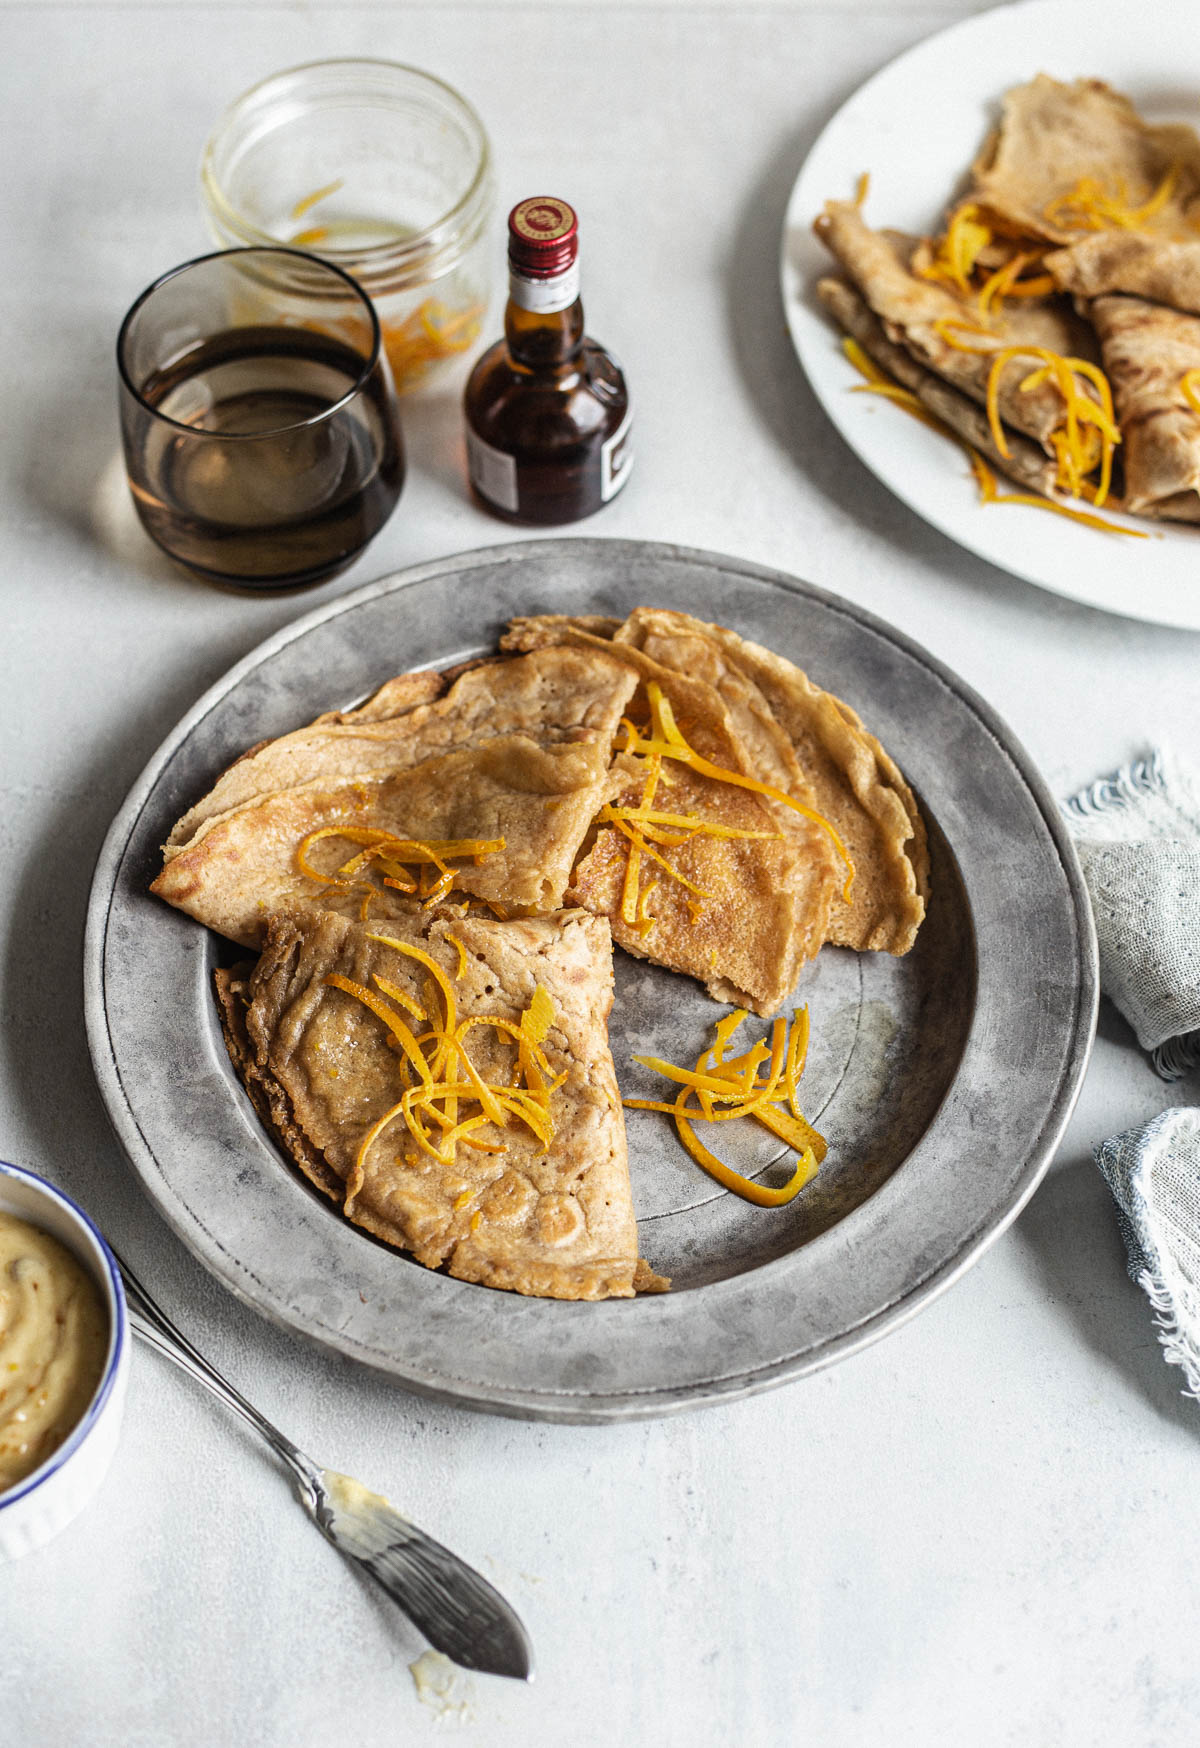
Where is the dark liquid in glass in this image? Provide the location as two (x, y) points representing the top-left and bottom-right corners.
(122, 326), (404, 588)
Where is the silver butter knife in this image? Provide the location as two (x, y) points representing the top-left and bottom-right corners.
(116, 1252), (533, 1681)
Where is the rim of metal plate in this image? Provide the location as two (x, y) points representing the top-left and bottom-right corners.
(83, 538), (1098, 1422)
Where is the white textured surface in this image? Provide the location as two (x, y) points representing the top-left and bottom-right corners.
(2, 3), (1200, 1744)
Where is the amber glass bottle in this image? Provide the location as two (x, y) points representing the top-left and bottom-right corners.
(463, 196), (632, 523)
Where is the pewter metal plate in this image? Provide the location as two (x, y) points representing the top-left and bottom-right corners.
(84, 540), (1097, 1422)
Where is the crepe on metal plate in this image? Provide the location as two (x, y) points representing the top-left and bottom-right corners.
(970, 76), (1200, 247)
(1088, 293), (1200, 514)
(609, 608), (928, 956)
(504, 607), (927, 990)
(502, 619), (841, 1016)
(216, 906), (663, 1301)
(151, 646), (639, 949)
(814, 200), (1100, 447)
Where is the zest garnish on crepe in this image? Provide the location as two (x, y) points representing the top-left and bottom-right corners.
(217, 907), (666, 1301)
(813, 75), (1200, 528)
(155, 607), (930, 1283)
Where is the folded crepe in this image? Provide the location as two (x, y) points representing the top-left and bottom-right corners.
(814, 200), (1100, 448)
(1047, 233), (1200, 317)
(816, 276), (1060, 499)
(610, 609), (928, 955)
(504, 617), (841, 1014)
(152, 646), (639, 948)
(502, 610), (927, 1007)
(1088, 293), (1200, 514)
(217, 906), (663, 1300)
(970, 75), (1200, 246)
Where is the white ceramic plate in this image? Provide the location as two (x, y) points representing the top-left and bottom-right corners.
(782, 0), (1200, 630)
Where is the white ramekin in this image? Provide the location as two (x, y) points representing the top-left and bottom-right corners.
(0, 1162), (129, 1559)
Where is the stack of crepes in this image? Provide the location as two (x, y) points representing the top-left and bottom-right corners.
(815, 75), (1200, 525)
(151, 608), (928, 1300)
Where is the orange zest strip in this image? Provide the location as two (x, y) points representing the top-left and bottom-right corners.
(917, 201), (992, 295)
(626, 1006), (826, 1206)
(323, 974), (432, 1087)
(290, 178), (345, 221)
(382, 296), (486, 390)
(295, 829), (504, 896)
(330, 950), (562, 1182)
(842, 339), (956, 440)
(1182, 368), (1200, 418)
(369, 972), (426, 1022)
(601, 806), (781, 842)
(609, 817), (713, 899)
(445, 933), (470, 980)
(674, 1093), (818, 1207)
(1044, 163), (1182, 233)
(639, 684), (854, 899)
(967, 451), (1149, 538)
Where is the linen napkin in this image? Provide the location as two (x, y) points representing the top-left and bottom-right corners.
(1065, 747), (1200, 1398)
(1064, 747), (1200, 1081)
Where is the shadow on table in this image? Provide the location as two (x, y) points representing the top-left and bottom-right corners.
(1012, 1031), (1200, 1435)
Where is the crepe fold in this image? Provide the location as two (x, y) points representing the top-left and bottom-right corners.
(816, 277), (1060, 498)
(970, 75), (1200, 246)
(151, 646), (639, 948)
(1088, 293), (1200, 514)
(217, 906), (664, 1301)
(502, 608), (928, 1011)
(1046, 234), (1200, 318)
(813, 200), (1100, 449)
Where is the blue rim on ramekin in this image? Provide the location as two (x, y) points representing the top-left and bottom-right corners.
(0, 1161), (128, 1511)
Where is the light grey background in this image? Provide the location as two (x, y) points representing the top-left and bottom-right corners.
(2, 2), (1199, 1744)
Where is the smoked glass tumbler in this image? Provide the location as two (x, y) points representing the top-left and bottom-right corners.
(117, 246), (405, 589)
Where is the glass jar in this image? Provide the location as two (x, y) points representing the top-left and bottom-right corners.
(200, 59), (495, 393)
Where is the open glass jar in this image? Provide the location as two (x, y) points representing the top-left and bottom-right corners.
(201, 59), (495, 393)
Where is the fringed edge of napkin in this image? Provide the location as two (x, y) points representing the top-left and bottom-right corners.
(1135, 1268), (1200, 1401)
(1063, 747), (1168, 828)
(1096, 1110), (1200, 1401)
(1064, 748), (1200, 1082)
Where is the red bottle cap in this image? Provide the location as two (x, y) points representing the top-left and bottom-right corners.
(508, 197), (578, 278)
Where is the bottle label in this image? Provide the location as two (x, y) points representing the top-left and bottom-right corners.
(601, 402), (634, 502)
(509, 262), (581, 314)
(466, 427), (519, 513)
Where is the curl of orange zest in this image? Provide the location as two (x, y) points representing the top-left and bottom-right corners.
(422, 1029), (505, 1126)
(785, 1007), (811, 1119)
(752, 1100), (828, 1165)
(369, 973), (426, 1022)
(918, 202), (992, 295)
(365, 935), (457, 1033)
(1181, 368), (1200, 418)
(445, 933), (470, 980)
(1044, 163), (1182, 233)
(323, 975), (432, 1087)
(610, 817), (713, 899)
(967, 450), (1149, 537)
(673, 1088), (819, 1208)
(601, 806), (780, 841)
(344, 1097), (406, 1209)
